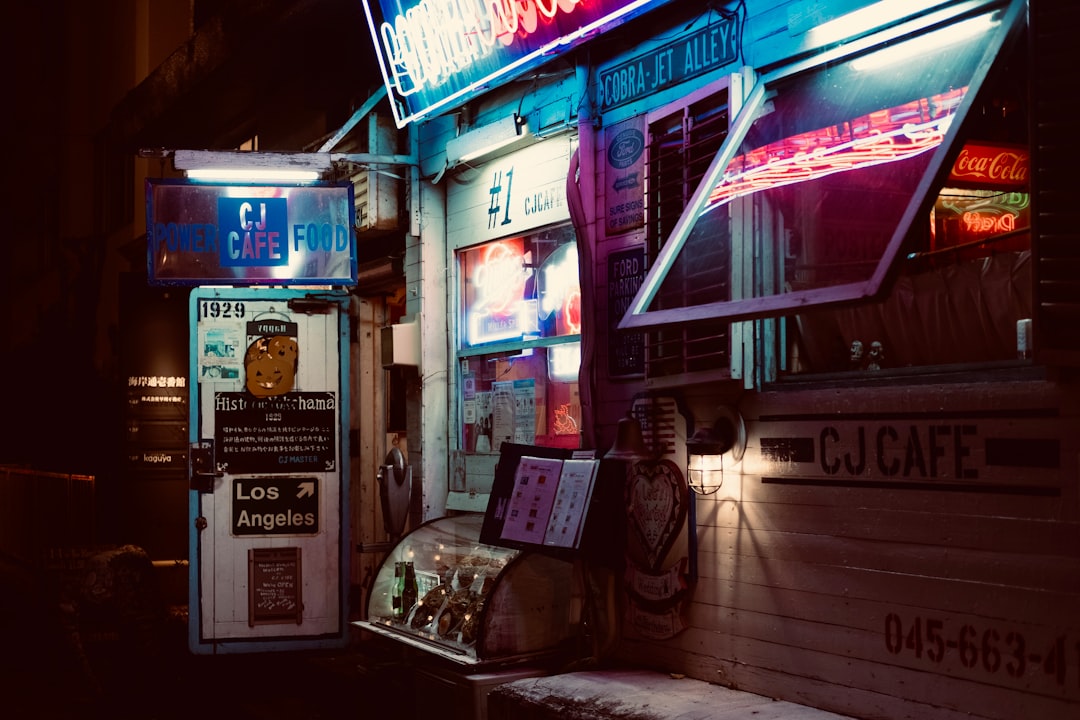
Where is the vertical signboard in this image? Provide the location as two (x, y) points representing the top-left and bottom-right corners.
(604, 116), (646, 236)
(608, 247), (646, 376)
(189, 287), (349, 653)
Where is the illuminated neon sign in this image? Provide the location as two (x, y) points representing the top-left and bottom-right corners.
(948, 142), (1028, 188)
(549, 343), (581, 383)
(934, 192), (1030, 248)
(705, 89), (967, 212)
(362, 0), (674, 127)
(466, 240), (536, 345)
(462, 237), (581, 346)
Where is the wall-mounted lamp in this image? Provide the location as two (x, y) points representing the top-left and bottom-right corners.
(686, 408), (746, 495)
(446, 114), (530, 168)
(173, 150), (333, 183)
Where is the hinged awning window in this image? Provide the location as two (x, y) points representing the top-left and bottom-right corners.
(620, 0), (1025, 330)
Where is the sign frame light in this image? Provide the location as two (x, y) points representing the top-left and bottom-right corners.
(173, 150), (334, 184)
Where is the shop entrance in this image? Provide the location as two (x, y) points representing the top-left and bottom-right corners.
(188, 287), (350, 653)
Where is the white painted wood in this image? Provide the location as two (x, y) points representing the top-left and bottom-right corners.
(446, 136), (573, 250)
(193, 292), (344, 645)
(611, 382), (1080, 719)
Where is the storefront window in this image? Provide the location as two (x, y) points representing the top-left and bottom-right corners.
(458, 225), (582, 453)
(620, 0), (1024, 330)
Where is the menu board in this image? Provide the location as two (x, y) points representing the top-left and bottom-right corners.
(248, 547), (302, 626)
(500, 456), (565, 545)
(482, 443), (599, 555)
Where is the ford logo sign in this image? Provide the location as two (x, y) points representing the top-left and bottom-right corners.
(608, 128), (645, 170)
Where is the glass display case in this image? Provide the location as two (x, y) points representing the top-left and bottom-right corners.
(358, 513), (580, 665)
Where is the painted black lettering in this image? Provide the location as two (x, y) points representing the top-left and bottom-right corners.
(929, 425), (951, 477)
(844, 426), (867, 475)
(820, 426), (840, 474)
(877, 425), (900, 476)
(903, 426), (927, 477)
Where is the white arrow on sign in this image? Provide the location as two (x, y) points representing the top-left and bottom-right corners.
(296, 480), (316, 499)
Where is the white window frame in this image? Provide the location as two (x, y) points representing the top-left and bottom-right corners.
(619, 0), (1025, 331)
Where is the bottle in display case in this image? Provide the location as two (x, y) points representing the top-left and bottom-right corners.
(392, 561), (403, 620)
(359, 514), (579, 665)
(402, 561), (418, 618)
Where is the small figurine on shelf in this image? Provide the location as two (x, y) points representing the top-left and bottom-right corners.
(850, 340), (865, 371)
(866, 341), (885, 371)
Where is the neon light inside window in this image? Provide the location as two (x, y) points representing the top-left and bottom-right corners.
(460, 228), (580, 347)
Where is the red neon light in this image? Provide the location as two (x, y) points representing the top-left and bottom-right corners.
(949, 143), (1028, 187)
(473, 241), (526, 314)
(553, 403), (578, 434)
(706, 89), (967, 210)
(562, 290), (582, 334)
(494, 0), (586, 46)
(962, 211), (1016, 235)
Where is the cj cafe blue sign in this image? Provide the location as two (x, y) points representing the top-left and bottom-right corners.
(146, 179), (357, 286)
(597, 13), (739, 111)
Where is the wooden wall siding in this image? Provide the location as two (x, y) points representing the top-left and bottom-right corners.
(585, 3), (1077, 715)
(349, 296), (388, 620)
(616, 381), (1080, 719)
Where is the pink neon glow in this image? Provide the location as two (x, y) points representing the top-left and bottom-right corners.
(553, 403), (579, 434)
(473, 240), (526, 314)
(562, 290), (582, 334)
(705, 88), (968, 211)
(494, 0), (586, 46)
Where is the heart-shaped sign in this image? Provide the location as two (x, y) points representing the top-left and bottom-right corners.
(625, 458), (687, 572)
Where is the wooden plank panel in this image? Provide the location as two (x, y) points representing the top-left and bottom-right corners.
(691, 549), (1076, 621)
(622, 630), (1080, 720)
(681, 593), (1079, 699)
(694, 523), (1079, 593)
(618, 639), (984, 720)
(696, 498), (1080, 558)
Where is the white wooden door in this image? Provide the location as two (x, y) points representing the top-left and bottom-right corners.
(189, 287), (349, 653)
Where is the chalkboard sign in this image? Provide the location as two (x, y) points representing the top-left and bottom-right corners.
(248, 547), (302, 626)
(215, 391), (337, 474)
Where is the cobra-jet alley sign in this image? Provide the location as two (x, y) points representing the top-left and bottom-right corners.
(146, 179), (357, 286)
(362, 0), (675, 127)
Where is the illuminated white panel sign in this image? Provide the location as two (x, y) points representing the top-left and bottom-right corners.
(361, 0), (673, 127)
(146, 180), (356, 286)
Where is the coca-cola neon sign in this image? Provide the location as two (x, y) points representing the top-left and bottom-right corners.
(948, 142), (1028, 188)
(362, 0), (670, 127)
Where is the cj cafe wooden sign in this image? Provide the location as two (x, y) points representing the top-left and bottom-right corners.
(145, 179), (357, 286)
(750, 414), (1061, 495)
